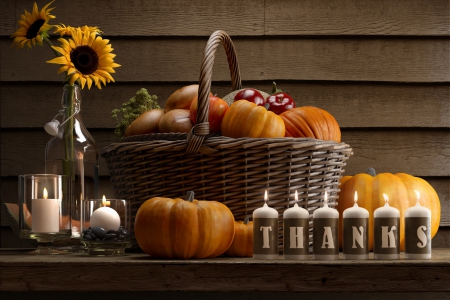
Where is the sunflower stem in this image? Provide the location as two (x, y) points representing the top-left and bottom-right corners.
(43, 36), (62, 57)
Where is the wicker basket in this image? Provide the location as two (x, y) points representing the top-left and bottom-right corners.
(101, 30), (353, 252)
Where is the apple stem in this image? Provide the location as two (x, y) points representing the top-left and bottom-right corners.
(271, 81), (283, 94)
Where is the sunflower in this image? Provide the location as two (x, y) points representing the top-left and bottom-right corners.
(54, 24), (103, 37)
(10, 1), (55, 49)
(47, 27), (121, 90)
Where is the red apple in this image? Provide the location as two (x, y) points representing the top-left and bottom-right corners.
(190, 95), (229, 134)
(233, 88), (266, 106)
(266, 92), (295, 115)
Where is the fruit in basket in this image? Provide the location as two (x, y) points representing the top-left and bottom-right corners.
(189, 95), (229, 134)
(222, 88), (270, 106)
(134, 191), (235, 259)
(280, 106), (341, 142)
(158, 109), (193, 133)
(123, 109), (165, 137)
(221, 100), (285, 138)
(337, 168), (441, 251)
(164, 84), (200, 113)
(225, 217), (253, 257)
(266, 82), (295, 115)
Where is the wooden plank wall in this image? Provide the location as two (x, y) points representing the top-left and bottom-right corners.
(1, 0), (449, 247)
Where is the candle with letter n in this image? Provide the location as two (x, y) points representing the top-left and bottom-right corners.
(253, 190), (279, 259)
(313, 191), (339, 260)
(405, 190), (431, 259)
(374, 194), (400, 260)
(343, 191), (369, 260)
(283, 191), (309, 260)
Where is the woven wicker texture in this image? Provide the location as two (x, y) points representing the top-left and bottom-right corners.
(101, 30), (353, 252)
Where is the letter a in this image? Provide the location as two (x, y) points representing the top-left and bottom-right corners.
(417, 226), (427, 248)
(289, 227), (304, 249)
(381, 226), (397, 248)
(321, 226), (335, 249)
(260, 226), (272, 248)
(352, 226), (364, 248)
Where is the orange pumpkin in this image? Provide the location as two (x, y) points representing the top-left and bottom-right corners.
(225, 217), (253, 257)
(279, 106), (341, 142)
(221, 100), (285, 138)
(134, 191), (235, 259)
(337, 168), (441, 251)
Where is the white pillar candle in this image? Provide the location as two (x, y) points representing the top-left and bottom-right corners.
(343, 191), (369, 260)
(313, 191), (339, 260)
(283, 191), (309, 260)
(253, 190), (279, 260)
(90, 196), (121, 231)
(32, 188), (60, 233)
(405, 191), (431, 260)
(374, 194), (400, 260)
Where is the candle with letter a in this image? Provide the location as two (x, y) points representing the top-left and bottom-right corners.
(405, 191), (431, 260)
(283, 191), (309, 260)
(253, 190), (279, 259)
(313, 191), (339, 260)
(343, 191), (369, 260)
(374, 194), (400, 260)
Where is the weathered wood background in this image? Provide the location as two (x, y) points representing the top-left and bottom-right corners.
(1, 0), (449, 248)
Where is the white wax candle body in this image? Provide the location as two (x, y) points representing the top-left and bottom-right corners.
(313, 204), (339, 260)
(253, 203), (278, 260)
(283, 204), (309, 260)
(343, 204), (369, 219)
(90, 207), (121, 231)
(405, 203), (431, 260)
(253, 203), (278, 218)
(32, 198), (60, 233)
(284, 204), (309, 219)
(373, 203), (400, 260)
(343, 203), (369, 260)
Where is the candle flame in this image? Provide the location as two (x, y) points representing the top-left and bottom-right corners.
(324, 190), (328, 207)
(295, 190), (298, 202)
(383, 193), (389, 204)
(43, 188), (48, 199)
(102, 195), (110, 207)
(414, 190), (421, 206)
(264, 190), (268, 205)
(354, 191), (358, 204)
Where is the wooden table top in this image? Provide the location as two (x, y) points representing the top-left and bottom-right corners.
(1, 248), (450, 293)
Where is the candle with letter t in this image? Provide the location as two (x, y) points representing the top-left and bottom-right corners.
(313, 191), (339, 260)
(343, 191), (369, 260)
(405, 190), (431, 260)
(283, 191), (309, 260)
(374, 194), (400, 260)
(253, 190), (279, 259)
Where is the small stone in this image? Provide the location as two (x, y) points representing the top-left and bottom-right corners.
(91, 226), (107, 238)
(104, 233), (118, 240)
(121, 229), (131, 238)
(83, 235), (93, 241)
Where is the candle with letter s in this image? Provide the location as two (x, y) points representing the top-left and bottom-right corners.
(343, 191), (369, 260)
(283, 191), (309, 260)
(405, 190), (431, 259)
(313, 191), (339, 260)
(374, 194), (400, 260)
(32, 187), (60, 233)
(253, 190), (279, 259)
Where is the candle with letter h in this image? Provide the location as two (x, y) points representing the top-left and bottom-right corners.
(283, 191), (309, 260)
(374, 194), (400, 260)
(253, 190), (279, 259)
(343, 191), (369, 260)
(313, 191), (339, 260)
(405, 190), (431, 259)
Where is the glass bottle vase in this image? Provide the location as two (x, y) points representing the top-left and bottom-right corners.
(45, 84), (99, 251)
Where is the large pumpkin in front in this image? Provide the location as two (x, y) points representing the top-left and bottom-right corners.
(134, 193), (235, 259)
(279, 106), (341, 142)
(337, 168), (441, 251)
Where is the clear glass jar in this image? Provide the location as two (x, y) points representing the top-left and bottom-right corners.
(45, 84), (99, 251)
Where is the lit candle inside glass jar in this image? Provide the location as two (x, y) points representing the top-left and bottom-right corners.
(89, 195), (121, 231)
(32, 187), (60, 233)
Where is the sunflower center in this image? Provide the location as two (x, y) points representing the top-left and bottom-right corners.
(26, 19), (45, 39)
(70, 46), (99, 75)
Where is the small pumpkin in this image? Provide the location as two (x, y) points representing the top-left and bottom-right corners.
(337, 168), (441, 251)
(134, 191), (235, 259)
(225, 217), (253, 257)
(221, 100), (285, 138)
(279, 106), (341, 142)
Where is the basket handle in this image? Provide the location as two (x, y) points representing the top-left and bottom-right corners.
(185, 30), (242, 155)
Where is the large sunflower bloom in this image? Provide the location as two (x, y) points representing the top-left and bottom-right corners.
(47, 27), (121, 90)
(10, 1), (55, 49)
(54, 24), (103, 37)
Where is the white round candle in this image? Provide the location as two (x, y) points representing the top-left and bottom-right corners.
(373, 194), (400, 260)
(343, 191), (369, 260)
(313, 192), (339, 260)
(283, 191), (309, 260)
(90, 206), (121, 231)
(405, 191), (431, 260)
(253, 190), (279, 260)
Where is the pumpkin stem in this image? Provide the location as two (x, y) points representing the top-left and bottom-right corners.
(366, 167), (377, 177)
(244, 216), (250, 224)
(185, 191), (195, 202)
(271, 81), (282, 94)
